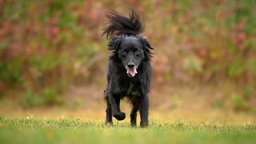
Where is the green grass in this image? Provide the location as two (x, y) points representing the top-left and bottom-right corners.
(0, 117), (255, 144)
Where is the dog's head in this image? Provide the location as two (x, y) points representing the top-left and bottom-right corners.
(108, 35), (153, 77)
(103, 10), (153, 77)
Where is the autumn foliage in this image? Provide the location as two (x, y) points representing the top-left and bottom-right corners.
(0, 0), (255, 108)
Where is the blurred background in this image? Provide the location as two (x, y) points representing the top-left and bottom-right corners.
(0, 0), (255, 123)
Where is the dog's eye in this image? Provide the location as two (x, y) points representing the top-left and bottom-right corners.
(121, 51), (127, 57)
(135, 51), (140, 56)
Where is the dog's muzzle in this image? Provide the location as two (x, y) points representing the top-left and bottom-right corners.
(126, 63), (137, 77)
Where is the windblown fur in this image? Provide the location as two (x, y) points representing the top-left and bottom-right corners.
(103, 10), (144, 39)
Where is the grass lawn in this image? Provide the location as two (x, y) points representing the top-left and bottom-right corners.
(0, 117), (255, 144)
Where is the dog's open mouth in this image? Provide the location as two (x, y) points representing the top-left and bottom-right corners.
(127, 68), (137, 77)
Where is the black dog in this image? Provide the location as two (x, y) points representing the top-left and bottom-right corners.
(102, 10), (153, 127)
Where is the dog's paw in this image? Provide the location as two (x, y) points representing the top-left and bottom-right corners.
(131, 122), (136, 127)
(113, 112), (126, 121)
(105, 122), (113, 127)
(140, 122), (148, 128)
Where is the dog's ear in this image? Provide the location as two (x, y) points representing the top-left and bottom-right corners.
(139, 37), (153, 56)
(108, 36), (123, 50)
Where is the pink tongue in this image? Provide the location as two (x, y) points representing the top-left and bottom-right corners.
(127, 68), (137, 77)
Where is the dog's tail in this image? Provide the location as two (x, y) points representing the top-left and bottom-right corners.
(102, 10), (144, 39)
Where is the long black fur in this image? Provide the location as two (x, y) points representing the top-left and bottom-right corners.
(103, 10), (144, 39)
(103, 10), (153, 127)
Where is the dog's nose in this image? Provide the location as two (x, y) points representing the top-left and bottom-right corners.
(127, 63), (135, 69)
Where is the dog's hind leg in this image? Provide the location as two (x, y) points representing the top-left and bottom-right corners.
(130, 104), (139, 127)
(105, 97), (113, 126)
(139, 95), (149, 128)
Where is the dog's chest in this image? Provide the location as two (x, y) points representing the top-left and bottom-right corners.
(123, 82), (140, 98)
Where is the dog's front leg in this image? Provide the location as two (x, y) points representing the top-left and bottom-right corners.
(139, 95), (149, 127)
(105, 96), (113, 125)
(109, 94), (126, 120)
